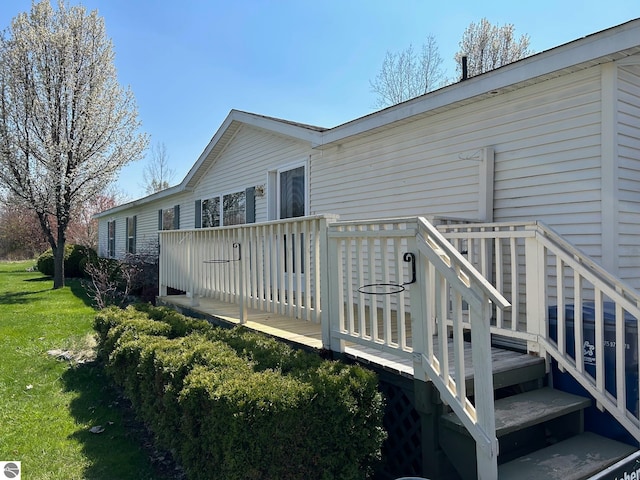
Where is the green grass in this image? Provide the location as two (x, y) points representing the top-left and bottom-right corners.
(0, 261), (165, 479)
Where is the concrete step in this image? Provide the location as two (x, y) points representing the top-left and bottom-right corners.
(498, 432), (637, 480)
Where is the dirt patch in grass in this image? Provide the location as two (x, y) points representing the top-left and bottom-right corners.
(47, 333), (98, 365)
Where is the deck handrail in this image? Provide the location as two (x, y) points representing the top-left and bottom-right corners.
(530, 223), (640, 443)
(414, 217), (510, 479)
(327, 216), (510, 479)
(438, 220), (640, 444)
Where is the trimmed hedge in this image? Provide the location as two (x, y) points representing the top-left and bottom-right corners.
(94, 305), (386, 480)
(36, 244), (97, 278)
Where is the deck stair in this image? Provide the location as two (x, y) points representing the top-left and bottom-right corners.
(438, 359), (636, 480)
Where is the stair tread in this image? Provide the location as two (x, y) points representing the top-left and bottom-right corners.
(498, 432), (637, 480)
(441, 387), (591, 436)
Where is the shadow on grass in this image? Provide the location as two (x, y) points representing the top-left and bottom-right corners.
(61, 361), (165, 479)
(12, 277), (96, 308)
(0, 289), (51, 304)
(68, 278), (97, 309)
(24, 276), (53, 283)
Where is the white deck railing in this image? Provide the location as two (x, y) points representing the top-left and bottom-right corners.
(159, 214), (338, 323)
(439, 221), (640, 443)
(159, 215), (640, 475)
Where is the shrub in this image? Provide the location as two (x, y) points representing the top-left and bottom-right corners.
(36, 244), (97, 278)
(138, 305), (212, 337)
(36, 248), (55, 276)
(179, 365), (316, 480)
(208, 326), (322, 375)
(67, 244), (97, 277)
(95, 305), (386, 480)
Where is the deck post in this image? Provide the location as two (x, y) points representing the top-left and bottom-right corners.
(525, 227), (546, 356)
(158, 232), (167, 297)
(188, 232), (199, 307)
(407, 233), (428, 382)
(237, 231), (247, 324)
(471, 299), (499, 480)
(319, 216), (332, 350)
(325, 220), (346, 352)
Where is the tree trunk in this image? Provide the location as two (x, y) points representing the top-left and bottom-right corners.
(53, 239), (65, 289)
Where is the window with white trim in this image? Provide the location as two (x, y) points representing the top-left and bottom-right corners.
(202, 197), (220, 228)
(279, 164), (306, 219)
(223, 191), (246, 226)
(107, 220), (116, 257)
(126, 216), (136, 254)
(162, 208), (175, 230)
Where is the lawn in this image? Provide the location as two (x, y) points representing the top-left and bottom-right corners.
(0, 261), (169, 479)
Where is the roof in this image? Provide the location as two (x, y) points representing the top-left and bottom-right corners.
(96, 18), (640, 218)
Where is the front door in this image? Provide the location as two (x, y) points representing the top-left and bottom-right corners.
(277, 164), (306, 293)
(278, 164), (305, 219)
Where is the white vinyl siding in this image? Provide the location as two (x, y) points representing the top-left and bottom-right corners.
(97, 192), (190, 259)
(313, 65), (605, 259)
(617, 63), (640, 290)
(312, 117), (481, 220)
(491, 68), (604, 259)
(193, 125), (312, 223)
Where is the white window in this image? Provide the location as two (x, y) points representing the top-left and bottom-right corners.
(200, 191), (247, 227)
(162, 208), (175, 230)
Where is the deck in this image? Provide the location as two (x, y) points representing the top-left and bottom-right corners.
(157, 295), (544, 382)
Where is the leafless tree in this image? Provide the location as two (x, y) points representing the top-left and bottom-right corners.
(370, 35), (446, 108)
(455, 18), (532, 78)
(0, 1), (148, 288)
(142, 142), (175, 194)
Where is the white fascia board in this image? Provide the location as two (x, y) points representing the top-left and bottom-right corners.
(233, 110), (324, 144)
(181, 110), (323, 186)
(94, 184), (185, 218)
(318, 18), (640, 147)
(180, 113), (238, 187)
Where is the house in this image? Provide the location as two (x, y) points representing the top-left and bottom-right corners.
(95, 19), (640, 479)
(97, 19), (640, 291)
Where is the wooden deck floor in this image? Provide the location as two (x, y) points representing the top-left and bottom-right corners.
(158, 295), (543, 381)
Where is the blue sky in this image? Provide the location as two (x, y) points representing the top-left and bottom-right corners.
(0, 1), (638, 199)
